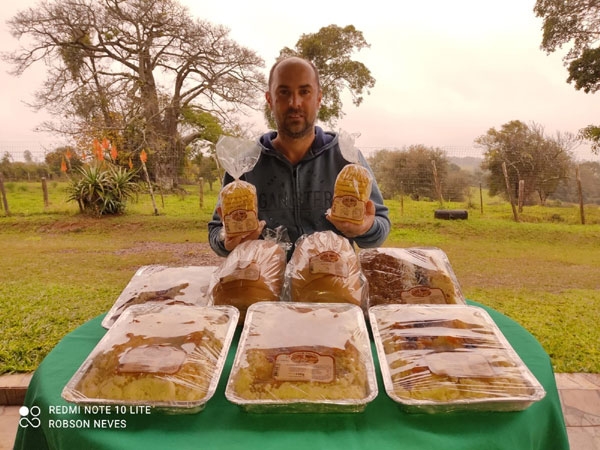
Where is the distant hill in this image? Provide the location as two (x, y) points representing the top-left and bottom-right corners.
(448, 156), (484, 172)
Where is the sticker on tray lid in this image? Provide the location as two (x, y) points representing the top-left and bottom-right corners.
(425, 352), (496, 378)
(400, 286), (447, 304)
(309, 251), (349, 277)
(219, 260), (260, 283)
(117, 345), (187, 374)
(273, 351), (335, 383)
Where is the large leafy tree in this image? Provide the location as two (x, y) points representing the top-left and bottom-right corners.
(534, 0), (600, 154)
(476, 120), (575, 205)
(3, 0), (265, 187)
(269, 24), (375, 127)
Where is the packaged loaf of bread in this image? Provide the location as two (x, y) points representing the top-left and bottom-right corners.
(359, 247), (465, 307)
(216, 135), (261, 237)
(208, 238), (287, 323)
(284, 230), (367, 310)
(369, 304), (546, 413)
(330, 130), (373, 224)
(102, 265), (218, 329)
(225, 301), (378, 413)
(63, 303), (239, 414)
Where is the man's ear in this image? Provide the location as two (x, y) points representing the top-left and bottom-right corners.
(265, 91), (272, 109)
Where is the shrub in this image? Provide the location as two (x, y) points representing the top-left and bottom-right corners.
(67, 163), (139, 216)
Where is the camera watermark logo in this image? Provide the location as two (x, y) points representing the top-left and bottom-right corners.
(19, 406), (41, 429)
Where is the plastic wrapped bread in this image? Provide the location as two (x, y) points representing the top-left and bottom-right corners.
(225, 302), (378, 412)
(330, 164), (372, 224)
(208, 239), (286, 323)
(330, 130), (373, 224)
(369, 304), (546, 413)
(284, 231), (367, 309)
(102, 265), (217, 329)
(359, 247), (465, 307)
(63, 304), (239, 414)
(216, 135), (261, 237)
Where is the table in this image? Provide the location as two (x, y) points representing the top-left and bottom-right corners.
(13, 301), (570, 450)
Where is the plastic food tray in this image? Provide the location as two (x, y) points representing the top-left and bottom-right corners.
(102, 265), (217, 329)
(369, 304), (546, 413)
(63, 303), (239, 414)
(225, 301), (378, 413)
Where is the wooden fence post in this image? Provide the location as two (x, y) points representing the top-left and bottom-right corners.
(198, 177), (204, 209)
(42, 177), (49, 207)
(518, 180), (525, 213)
(502, 162), (519, 222)
(431, 160), (444, 207)
(0, 172), (10, 216)
(576, 165), (585, 225)
(479, 183), (484, 215)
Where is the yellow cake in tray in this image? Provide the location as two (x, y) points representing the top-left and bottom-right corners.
(369, 304), (546, 413)
(63, 304), (239, 413)
(225, 302), (378, 413)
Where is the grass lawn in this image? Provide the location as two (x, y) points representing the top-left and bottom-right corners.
(1, 181), (599, 374)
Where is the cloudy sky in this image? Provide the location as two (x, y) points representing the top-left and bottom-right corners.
(1, 0), (598, 160)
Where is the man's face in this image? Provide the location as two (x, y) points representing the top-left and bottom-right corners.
(266, 59), (322, 139)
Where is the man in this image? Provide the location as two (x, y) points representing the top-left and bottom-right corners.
(208, 56), (390, 257)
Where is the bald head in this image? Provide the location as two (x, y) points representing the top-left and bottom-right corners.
(268, 56), (321, 90)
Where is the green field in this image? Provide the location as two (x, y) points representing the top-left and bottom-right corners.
(1, 181), (599, 374)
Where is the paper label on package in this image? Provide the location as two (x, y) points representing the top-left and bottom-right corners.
(425, 352), (496, 378)
(220, 260), (260, 283)
(309, 252), (349, 277)
(223, 209), (258, 235)
(273, 351), (335, 383)
(331, 195), (365, 222)
(117, 345), (186, 374)
(401, 286), (447, 304)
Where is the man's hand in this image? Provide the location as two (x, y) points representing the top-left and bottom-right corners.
(217, 206), (266, 252)
(326, 200), (375, 238)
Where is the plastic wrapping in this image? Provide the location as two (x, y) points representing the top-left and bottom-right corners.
(369, 304), (546, 413)
(225, 301), (378, 413)
(208, 239), (287, 324)
(102, 265), (217, 329)
(63, 303), (239, 414)
(216, 135), (262, 236)
(330, 130), (373, 224)
(284, 231), (367, 310)
(359, 247), (466, 307)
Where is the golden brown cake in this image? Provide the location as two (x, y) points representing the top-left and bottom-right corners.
(330, 164), (372, 224)
(219, 180), (259, 236)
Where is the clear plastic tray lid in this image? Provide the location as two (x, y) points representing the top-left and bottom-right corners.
(63, 303), (239, 413)
(102, 265), (218, 329)
(225, 301), (378, 411)
(369, 304), (546, 413)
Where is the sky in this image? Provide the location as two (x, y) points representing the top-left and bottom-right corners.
(0, 0), (598, 160)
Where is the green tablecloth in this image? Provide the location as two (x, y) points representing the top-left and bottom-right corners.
(14, 301), (569, 450)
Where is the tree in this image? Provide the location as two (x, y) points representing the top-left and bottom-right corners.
(534, 0), (600, 154)
(476, 120), (574, 205)
(273, 24), (375, 127)
(367, 145), (452, 201)
(3, 0), (266, 188)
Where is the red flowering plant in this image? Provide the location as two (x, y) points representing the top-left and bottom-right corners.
(66, 138), (140, 216)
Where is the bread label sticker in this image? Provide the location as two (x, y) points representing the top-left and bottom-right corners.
(273, 351), (335, 383)
(117, 345), (187, 374)
(331, 195), (366, 222)
(224, 209), (259, 235)
(425, 352), (496, 378)
(220, 260), (260, 283)
(401, 286), (447, 304)
(309, 251), (349, 277)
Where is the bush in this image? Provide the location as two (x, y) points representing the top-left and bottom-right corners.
(67, 163), (139, 216)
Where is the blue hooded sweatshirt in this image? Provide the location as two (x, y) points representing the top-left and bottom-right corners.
(208, 127), (390, 257)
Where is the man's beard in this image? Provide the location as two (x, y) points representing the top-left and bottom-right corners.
(276, 109), (316, 139)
